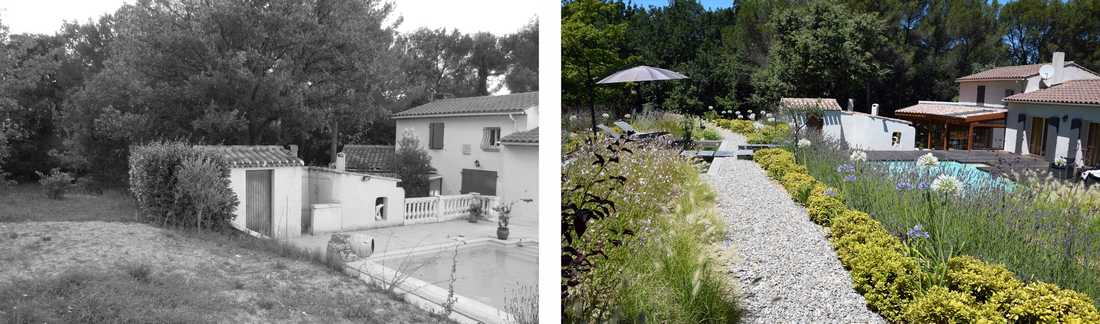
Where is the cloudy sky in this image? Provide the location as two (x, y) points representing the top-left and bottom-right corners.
(0, 0), (538, 35)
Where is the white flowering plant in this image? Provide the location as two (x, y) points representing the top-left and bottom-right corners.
(797, 139), (811, 148)
(917, 153), (939, 167)
(849, 150), (867, 162)
(930, 174), (963, 196)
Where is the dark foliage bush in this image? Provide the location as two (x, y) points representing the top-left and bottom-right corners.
(129, 141), (237, 229)
(394, 134), (435, 198)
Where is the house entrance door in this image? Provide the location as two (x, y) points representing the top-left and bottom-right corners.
(460, 169), (497, 196)
(1087, 123), (1100, 166)
(1029, 117), (1047, 156)
(246, 170), (273, 236)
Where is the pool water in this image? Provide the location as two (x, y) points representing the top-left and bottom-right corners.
(879, 160), (1015, 191)
(380, 242), (537, 309)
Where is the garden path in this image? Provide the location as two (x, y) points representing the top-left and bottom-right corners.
(707, 129), (885, 323)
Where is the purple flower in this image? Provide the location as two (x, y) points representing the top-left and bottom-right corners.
(918, 182), (930, 190)
(907, 224), (930, 240)
(824, 188), (837, 197)
(836, 163), (856, 174)
(844, 174), (857, 182)
(895, 181), (912, 191)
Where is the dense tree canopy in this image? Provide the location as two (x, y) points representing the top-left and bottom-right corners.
(561, 0), (1100, 118)
(0, 0), (537, 186)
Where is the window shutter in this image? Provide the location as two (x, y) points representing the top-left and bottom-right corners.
(429, 123), (444, 149)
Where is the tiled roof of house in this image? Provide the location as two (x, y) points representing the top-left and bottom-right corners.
(895, 102), (1007, 120)
(197, 145), (304, 168)
(956, 62), (1090, 81)
(780, 98), (842, 111)
(1003, 79), (1100, 106)
(501, 127), (539, 145)
(342, 145), (395, 173)
(393, 92), (538, 118)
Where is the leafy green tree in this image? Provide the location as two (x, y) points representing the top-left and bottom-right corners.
(751, 1), (888, 111)
(562, 0), (636, 114)
(394, 132), (435, 198)
(469, 32), (507, 95)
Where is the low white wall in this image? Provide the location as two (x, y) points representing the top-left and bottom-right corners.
(229, 166), (305, 239)
(815, 111), (915, 151)
(305, 168), (406, 234)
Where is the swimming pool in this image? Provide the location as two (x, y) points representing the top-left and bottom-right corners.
(350, 239), (537, 324)
(878, 160), (1015, 191)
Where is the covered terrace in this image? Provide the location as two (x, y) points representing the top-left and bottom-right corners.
(895, 101), (1007, 151)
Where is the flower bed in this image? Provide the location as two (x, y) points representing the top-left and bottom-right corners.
(561, 135), (738, 322)
(751, 147), (1100, 322)
(714, 119), (789, 144)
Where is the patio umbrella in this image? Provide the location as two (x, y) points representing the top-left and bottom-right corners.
(587, 65), (689, 134)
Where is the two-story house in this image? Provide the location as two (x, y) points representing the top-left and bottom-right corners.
(391, 92), (539, 217)
(895, 52), (1100, 151)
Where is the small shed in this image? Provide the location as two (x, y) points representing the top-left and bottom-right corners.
(782, 98), (916, 151)
(198, 145), (306, 239)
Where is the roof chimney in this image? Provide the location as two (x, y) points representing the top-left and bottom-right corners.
(871, 103), (879, 116)
(288, 144), (298, 157)
(1052, 52), (1065, 85)
(847, 98), (855, 112)
(335, 152), (346, 171)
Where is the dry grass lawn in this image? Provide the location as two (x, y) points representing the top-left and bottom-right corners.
(0, 185), (446, 323)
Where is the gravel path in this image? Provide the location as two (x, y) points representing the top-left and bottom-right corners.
(706, 130), (885, 323)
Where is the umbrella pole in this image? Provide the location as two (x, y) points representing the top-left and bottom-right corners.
(587, 63), (597, 136)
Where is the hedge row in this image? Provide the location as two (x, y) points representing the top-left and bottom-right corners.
(129, 141), (238, 230)
(714, 119), (789, 144)
(752, 148), (1100, 323)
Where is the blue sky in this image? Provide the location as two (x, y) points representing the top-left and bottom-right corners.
(625, 0), (734, 11)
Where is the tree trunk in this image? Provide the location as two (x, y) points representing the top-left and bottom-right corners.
(330, 118), (339, 164)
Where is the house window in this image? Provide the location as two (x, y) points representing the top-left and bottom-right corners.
(891, 132), (902, 146)
(374, 197), (386, 220)
(482, 127), (502, 151)
(976, 86), (986, 105)
(429, 122), (444, 150)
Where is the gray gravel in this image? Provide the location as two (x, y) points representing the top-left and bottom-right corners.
(706, 129), (885, 323)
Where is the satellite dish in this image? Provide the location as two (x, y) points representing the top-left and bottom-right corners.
(1039, 64), (1055, 80)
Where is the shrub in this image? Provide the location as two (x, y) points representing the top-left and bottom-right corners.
(701, 127), (721, 140)
(845, 242), (925, 321)
(717, 119), (755, 134)
(903, 286), (1002, 323)
(129, 141), (237, 229)
(35, 168), (74, 199)
(805, 186), (846, 225)
(175, 156), (238, 229)
(988, 282), (1100, 323)
(395, 132), (436, 198)
(946, 256), (1022, 303)
(781, 172), (816, 203)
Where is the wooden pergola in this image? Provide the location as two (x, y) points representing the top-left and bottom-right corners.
(894, 102), (1007, 151)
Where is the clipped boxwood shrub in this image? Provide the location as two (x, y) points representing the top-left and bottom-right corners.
(781, 172), (816, 203)
(989, 282), (1100, 323)
(806, 186), (846, 226)
(845, 242), (925, 321)
(946, 256), (1022, 303)
(129, 141), (238, 229)
(903, 286), (1002, 323)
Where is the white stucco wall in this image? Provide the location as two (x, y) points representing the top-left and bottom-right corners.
(304, 168), (406, 234)
(394, 113), (532, 196)
(1004, 102), (1100, 164)
(959, 80), (1026, 105)
(229, 166), (305, 240)
(499, 144), (538, 226)
(813, 111), (915, 151)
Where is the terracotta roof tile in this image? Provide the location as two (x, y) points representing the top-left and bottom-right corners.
(1003, 79), (1100, 106)
(895, 102), (1006, 119)
(197, 145), (304, 168)
(393, 92), (538, 118)
(342, 145), (395, 173)
(501, 127), (538, 145)
(956, 62), (1090, 81)
(780, 98), (842, 111)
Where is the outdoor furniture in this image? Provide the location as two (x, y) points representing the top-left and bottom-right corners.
(614, 120), (667, 139)
(738, 144), (780, 151)
(1081, 168), (1100, 184)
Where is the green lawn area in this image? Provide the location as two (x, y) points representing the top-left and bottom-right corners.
(0, 185), (444, 323)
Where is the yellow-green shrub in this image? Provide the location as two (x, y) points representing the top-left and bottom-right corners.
(902, 286), (1002, 323)
(781, 172), (816, 203)
(752, 148), (787, 165)
(845, 242), (925, 321)
(989, 282), (1100, 323)
(830, 210), (906, 262)
(717, 119), (755, 134)
(946, 256), (1022, 303)
(806, 187), (846, 226)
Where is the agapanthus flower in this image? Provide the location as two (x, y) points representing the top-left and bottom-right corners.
(918, 182), (930, 190)
(601, 113), (610, 119)
(836, 163), (856, 174)
(624, 113), (632, 119)
(844, 174), (857, 182)
(849, 150), (868, 162)
(895, 181), (913, 191)
(749, 113), (756, 120)
(709, 105), (714, 110)
(907, 224), (930, 240)
(917, 152), (940, 167)
(931, 174), (963, 195)
(823, 188), (837, 197)
(797, 139), (811, 148)
(767, 117), (776, 123)
(569, 115), (578, 121)
(1054, 156), (1067, 167)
